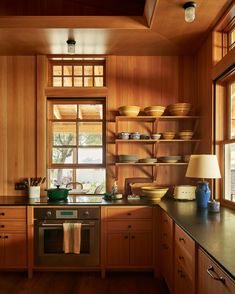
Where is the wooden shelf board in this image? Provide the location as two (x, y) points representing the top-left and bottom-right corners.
(115, 162), (188, 166)
(115, 115), (200, 122)
(115, 139), (200, 143)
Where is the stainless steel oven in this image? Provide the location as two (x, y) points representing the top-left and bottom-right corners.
(34, 207), (100, 267)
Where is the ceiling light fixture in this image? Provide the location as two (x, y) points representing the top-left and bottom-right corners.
(183, 1), (196, 23)
(66, 39), (76, 54)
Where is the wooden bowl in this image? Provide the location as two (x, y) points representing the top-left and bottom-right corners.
(140, 186), (168, 201)
(144, 106), (165, 117)
(162, 132), (175, 139)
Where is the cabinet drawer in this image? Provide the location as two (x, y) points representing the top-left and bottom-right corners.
(175, 242), (194, 280)
(106, 207), (152, 219)
(0, 207), (26, 219)
(107, 220), (152, 232)
(161, 211), (173, 245)
(0, 221), (26, 231)
(175, 224), (195, 256)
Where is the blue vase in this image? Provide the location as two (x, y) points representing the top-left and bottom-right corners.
(196, 182), (210, 208)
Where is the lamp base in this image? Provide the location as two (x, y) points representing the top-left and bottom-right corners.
(208, 200), (220, 212)
(196, 181), (210, 208)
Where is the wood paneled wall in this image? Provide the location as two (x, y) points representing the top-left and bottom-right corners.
(0, 56), (36, 195)
(0, 54), (203, 196)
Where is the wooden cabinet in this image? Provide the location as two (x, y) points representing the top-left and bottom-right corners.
(174, 224), (195, 294)
(103, 206), (153, 268)
(0, 206), (27, 268)
(198, 248), (235, 294)
(159, 208), (174, 292)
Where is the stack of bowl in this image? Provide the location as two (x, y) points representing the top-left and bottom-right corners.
(144, 106), (166, 117)
(158, 156), (181, 163)
(118, 154), (138, 163)
(118, 106), (140, 116)
(117, 132), (130, 139)
(167, 103), (191, 116)
(130, 132), (141, 139)
(140, 186), (168, 201)
(178, 130), (194, 140)
(162, 132), (175, 140)
(138, 158), (157, 163)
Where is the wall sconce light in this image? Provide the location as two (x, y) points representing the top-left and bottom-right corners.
(183, 2), (196, 23)
(66, 39), (76, 54)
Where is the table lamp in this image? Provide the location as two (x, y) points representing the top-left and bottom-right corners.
(185, 154), (221, 209)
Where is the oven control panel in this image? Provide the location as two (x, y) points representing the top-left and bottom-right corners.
(34, 207), (100, 220)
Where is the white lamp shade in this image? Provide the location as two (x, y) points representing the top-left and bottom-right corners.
(185, 154), (221, 179)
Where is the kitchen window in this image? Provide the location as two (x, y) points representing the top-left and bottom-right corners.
(47, 98), (106, 194)
(48, 59), (105, 87)
(215, 68), (235, 206)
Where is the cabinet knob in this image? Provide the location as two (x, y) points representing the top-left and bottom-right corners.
(128, 225), (132, 228)
(207, 266), (225, 284)
(4, 236), (8, 239)
(0, 212), (5, 216)
(179, 256), (184, 260)
(127, 212), (132, 216)
(0, 225), (4, 228)
(131, 236), (135, 239)
(179, 237), (185, 243)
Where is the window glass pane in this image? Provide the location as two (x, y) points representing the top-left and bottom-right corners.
(78, 122), (102, 145)
(94, 77), (104, 87)
(53, 66), (62, 75)
(63, 65), (72, 76)
(53, 122), (76, 145)
(52, 148), (76, 164)
(84, 66), (93, 76)
(53, 77), (62, 87)
(224, 143), (235, 202)
(230, 82), (235, 138)
(74, 77), (83, 87)
(76, 168), (106, 193)
(63, 77), (72, 87)
(74, 66), (83, 75)
(78, 104), (103, 120)
(84, 77), (93, 87)
(78, 147), (102, 163)
(94, 65), (103, 76)
(48, 169), (73, 188)
(229, 28), (235, 47)
(53, 104), (77, 119)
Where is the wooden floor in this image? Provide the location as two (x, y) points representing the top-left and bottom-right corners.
(0, 271), (169, 294)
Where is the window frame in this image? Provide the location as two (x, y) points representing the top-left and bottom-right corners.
(46, 97), (106, 191)
(48, 59), (106, 88)
(215, 67), (235, 209)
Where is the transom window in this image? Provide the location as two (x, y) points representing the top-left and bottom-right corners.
(48, 60), (105, 87)
(47, 99), (106, 194)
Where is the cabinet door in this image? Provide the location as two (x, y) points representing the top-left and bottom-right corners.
(4, 233), (27, 267)
(0, 236), (4, 266)
(174, 260), (194, 294)
(107, 233), (129, 266)
(161, 243), (173, 292)
(130, 232), (152, 266)
(198, 249), (235, 294)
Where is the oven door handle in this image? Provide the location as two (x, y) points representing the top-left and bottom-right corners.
(40, 223), (95, 227)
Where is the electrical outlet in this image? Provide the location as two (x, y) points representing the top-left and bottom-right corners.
(15, 183), (26, 190)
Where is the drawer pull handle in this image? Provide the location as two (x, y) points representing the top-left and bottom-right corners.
(0, 213), (5, 216)
(4, 236), (8, 239)
(179, 256), (184, 260)
(179, 237), (185, 243)
(207, 266), (225, 284)
(128, 225), (132, 228)
(0, 225), (5, 228)
(131, 236), (135, 239)
(127, 213), (132, 216)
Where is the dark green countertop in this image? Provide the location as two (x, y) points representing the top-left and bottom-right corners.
(0, 195), (234, 280)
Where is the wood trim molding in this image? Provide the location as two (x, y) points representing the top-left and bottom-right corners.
(0, 16), (148, 29)
(45, 87), (108, 97)
(212, 46), (235, 79)
(144, 0), (158, 28)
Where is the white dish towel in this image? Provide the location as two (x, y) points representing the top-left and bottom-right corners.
(63, 223), (81, 254)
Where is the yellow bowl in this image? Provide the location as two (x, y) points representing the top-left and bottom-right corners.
(118, 106), (140, 116)
(130, 182), (158, 196)
(162, 132), (175, 139)
(144, 106), (165, 117)
(140, 186), (168, 201)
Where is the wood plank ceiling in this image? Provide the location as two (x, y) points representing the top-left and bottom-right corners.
(0, 0), (232, 55)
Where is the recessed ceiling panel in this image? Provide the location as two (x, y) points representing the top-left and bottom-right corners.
(0, 0), (146, 16)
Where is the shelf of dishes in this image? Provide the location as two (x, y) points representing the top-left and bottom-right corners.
(115, 115), (200, 121)
(115, 162), (188, 166)
(116, 155), (190, 164)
